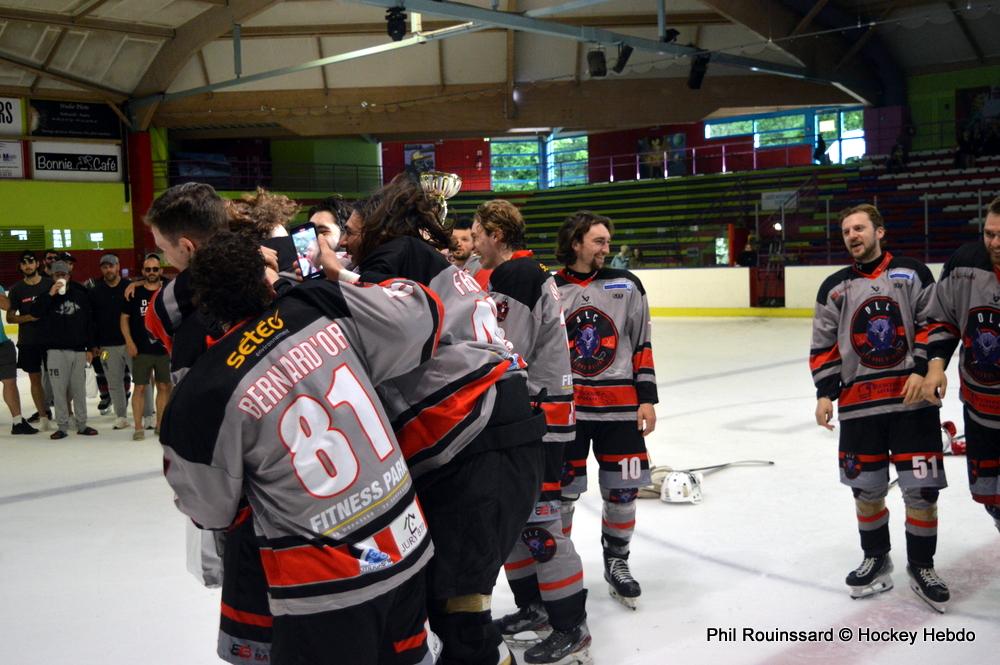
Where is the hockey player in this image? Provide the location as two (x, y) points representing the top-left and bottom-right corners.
(810, 203), (949, 612)
(325, 174), (547, 665)
(922, 196), (1000, 537)
(553, 211), (657, 610)
(161, 231), (439, 665)
(144, 183), (275, 663)
(472, 200), (590, 664)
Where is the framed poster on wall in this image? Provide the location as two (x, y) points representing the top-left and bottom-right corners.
(0, 97), (23, 136)
(0, 140), (24, 178)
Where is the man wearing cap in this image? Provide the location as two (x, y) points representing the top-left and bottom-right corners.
(88, 254), (133, 429)
(6, 251), (53, 429)
(30, 259), (97, 439)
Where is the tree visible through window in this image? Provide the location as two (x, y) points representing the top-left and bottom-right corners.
(547, 135), (588, 188)
(491, 139), (541, 191)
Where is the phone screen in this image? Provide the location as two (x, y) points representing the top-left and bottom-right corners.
(290, 223), (323, 279)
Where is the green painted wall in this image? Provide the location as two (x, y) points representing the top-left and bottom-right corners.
(1, 180), (133, 249)
(909, 65), (1000, 150)
(270, 138), (380, 194)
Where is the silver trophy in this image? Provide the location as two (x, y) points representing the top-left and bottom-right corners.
(420, 171), (463, 222)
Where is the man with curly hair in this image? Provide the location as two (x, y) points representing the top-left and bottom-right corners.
(162, 231), (443, 665)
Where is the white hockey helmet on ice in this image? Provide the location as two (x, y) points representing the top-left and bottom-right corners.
(660, 471), (704, 504)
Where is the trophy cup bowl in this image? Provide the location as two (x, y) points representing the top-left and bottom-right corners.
(420, 171), (463, 222)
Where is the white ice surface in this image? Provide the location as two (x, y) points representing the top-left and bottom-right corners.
(1, 318), (997, 665)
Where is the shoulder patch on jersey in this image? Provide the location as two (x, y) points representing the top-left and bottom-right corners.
(888, 255), (934, 286)
(598, 268), (647, 295)
(887, 271), (914, 281)
(602, 281), (633, 291)
(942, 242), (991, 280)
(817, 267), (853, 305)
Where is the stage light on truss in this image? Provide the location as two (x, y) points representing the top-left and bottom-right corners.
(587, 48), (607, 77)
(386, 7), (407, 41)
(611, 44), (634, 74)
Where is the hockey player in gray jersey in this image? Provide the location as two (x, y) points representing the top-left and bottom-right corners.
(161, 232), (441, 665)
(810, 204), (949, 612)
(553, 212), (657, 611)
(327, 174), (547, 665)
(472, 200), (590, 665)
(922, 196), (1000, 537)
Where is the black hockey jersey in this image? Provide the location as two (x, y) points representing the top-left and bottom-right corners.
(925, 241), (1000, 429)
(357, 236), (522, 477)
(809, 252), (935, 419)
(487, 250), (575, 444)
(554, 267), (657, 421)
(161, 278), (441, 616)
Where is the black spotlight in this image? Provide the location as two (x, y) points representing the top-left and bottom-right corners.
(386, 7), (407, 42)
(662, 28), (680, 43)
(611, 44), (633, 74)
(587, 49), (607, 77)
(687, 52), (710, 90)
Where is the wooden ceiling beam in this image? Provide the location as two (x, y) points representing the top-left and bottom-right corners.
(151, 76), (856, 139)
(130, 0), (280, 130)
(789, 0), (830, 38)
(226, 12), (728, 39)
(0, 8), (173, 39)
(0, 50), (127, 102)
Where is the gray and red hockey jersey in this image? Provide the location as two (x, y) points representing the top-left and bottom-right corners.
(160, 278), (442, 616)
(554, 267), (657, 420)
(810, 252), (935, 420)
(487, 250), (574, 444)
(925, 241), (1000, 429)
(356, 236), (522, 478)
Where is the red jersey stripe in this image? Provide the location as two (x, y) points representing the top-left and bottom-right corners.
(602, 518), (636, 530)
(839, 376), (908, 407)
(259, 543), (361, 587)
(573, 384), (637, 408)
(632, 347), (654, 372)
(538, 570), (584, 592)
(397, 361), (510, 460)
(393, 630), (428, 654)
(809, 345), (840, 372)
(540, 401), (574, 426)
(220, 602), (273, 628)
(856, 508), (889, 524)
(504, 557), (535, 571)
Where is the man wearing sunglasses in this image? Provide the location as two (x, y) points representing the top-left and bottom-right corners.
(120, 254), (171, 440)
(6, 251), (53, 430)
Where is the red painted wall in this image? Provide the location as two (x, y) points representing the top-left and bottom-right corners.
(382, 139), (491, 191)
(128, 131), (155, 257)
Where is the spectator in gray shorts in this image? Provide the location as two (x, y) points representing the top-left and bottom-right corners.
(30, 260), (98, 439)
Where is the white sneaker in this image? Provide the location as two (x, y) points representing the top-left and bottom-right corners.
(39, 417), (51, 432)
(142, 415), (156, 430)
(113, 417), (130, 430)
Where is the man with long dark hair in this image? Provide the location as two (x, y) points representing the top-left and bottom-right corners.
(327, 173), (546, 665)
(553, 211), (657, 611)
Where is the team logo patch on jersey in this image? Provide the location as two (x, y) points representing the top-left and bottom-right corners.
(963, 307), (1000, 385)
(521, 526), (557, 563)
(608, 488), (638, 503)
(567, 306), (619, 376)
(842, 452), (862, 480)
(850, 296), (908, 369)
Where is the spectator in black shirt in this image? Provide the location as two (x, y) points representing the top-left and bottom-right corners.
(6, 251), (53, 428)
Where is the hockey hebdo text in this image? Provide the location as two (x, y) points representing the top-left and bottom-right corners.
(705, 627), (975, 645)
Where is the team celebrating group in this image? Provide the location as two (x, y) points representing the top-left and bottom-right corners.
(144, 173), (656, 665)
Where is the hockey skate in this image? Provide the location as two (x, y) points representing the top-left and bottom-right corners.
(494, 602), (551, 646)
(907, 564), (949, 613)
(523, 622), (592, 665)
(846, 554), (893, 599)
(604, 556), (640, 610)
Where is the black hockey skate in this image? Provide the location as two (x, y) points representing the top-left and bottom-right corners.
(494, 602), (551, 646)
(524, 622), (592, 665)
(907, 564), (949, 613)
(604, 556), (640, 610)
(846, 554), (893, 599)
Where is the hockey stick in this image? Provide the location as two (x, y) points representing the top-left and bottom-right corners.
(681, 459), (775, 475)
